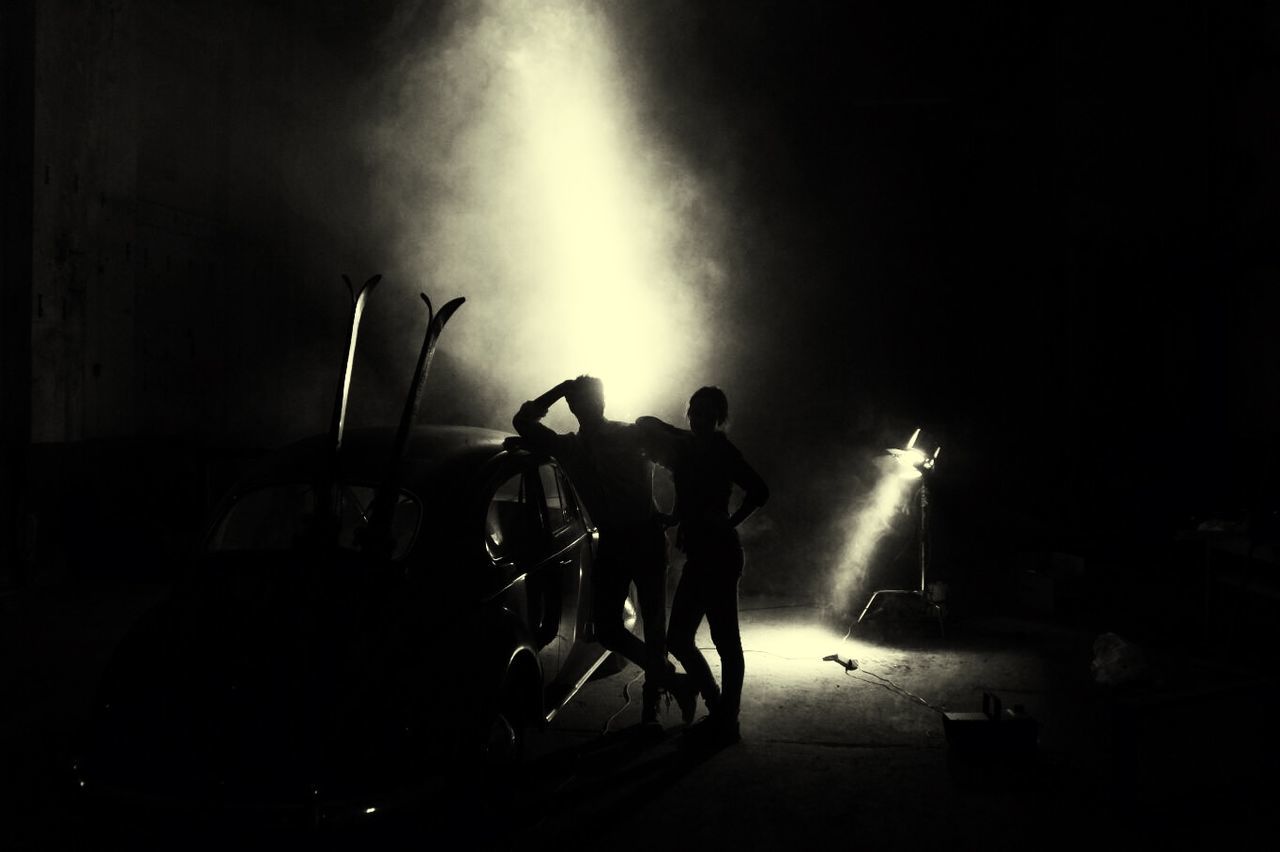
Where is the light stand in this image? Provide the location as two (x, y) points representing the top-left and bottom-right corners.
(857, 429), (945, 636)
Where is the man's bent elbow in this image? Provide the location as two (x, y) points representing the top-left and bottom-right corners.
(512, 401), (541, 435)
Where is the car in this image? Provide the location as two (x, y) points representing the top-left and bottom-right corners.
(72, 424), (636, 830)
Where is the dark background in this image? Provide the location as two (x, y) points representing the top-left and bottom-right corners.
(4, 0), (1279, 638)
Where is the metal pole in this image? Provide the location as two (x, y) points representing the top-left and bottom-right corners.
(919, 479), (929, 593)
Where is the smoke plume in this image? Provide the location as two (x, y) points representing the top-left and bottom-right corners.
(350, 0), (732, 433)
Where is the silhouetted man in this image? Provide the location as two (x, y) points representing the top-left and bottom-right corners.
(513, 376), (693, 724)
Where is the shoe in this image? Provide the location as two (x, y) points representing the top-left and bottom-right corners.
(682, 712), (740, 751)
(641, 681), (662, 725)
(704, 686), (722, 716)
(710, 712), (740, 744)
(716, 716), (741, 745)
(666, 672), (699, 725)
(637, 719), (665, 743)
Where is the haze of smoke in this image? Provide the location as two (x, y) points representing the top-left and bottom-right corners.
(828, 454), (918, 614)
(357, 0), (730, 433)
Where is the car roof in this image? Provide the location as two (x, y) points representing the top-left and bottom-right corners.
(231, 425), (519, 492)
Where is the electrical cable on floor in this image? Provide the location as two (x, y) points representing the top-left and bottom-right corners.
(694, 633), (947, 717)
(850, 667), (947, 715)
(602, 669), (645, 734)
(550, 667), (646, 801)
(828, 616), (945, 714)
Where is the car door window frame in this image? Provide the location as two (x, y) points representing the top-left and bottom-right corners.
(484, 460), (553, 568)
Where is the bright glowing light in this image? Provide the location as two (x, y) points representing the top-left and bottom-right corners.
(890, 446), (928, 477)
(889, 428), (940, 478)
(896, 447), (927, 467)
(383, 1), (722, 424)
(753, 623), (851, 661)
(737, 620), (906, 671)
(501, 7), (694, 416)
(365, 806), (377, 815)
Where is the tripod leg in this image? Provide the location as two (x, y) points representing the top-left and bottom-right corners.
(858, 591), (882, 623)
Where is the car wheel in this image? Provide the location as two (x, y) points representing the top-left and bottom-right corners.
(483, 707), (521, 766)
(482, 677), (531, 771)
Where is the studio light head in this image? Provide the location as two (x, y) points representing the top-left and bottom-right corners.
(887, 428), (941, 479)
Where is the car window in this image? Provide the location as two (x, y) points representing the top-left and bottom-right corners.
(558, 466), (591, 531)
(209, 483), (420, 560)
(538, 464), (571, 532)
(485, 472), (542, 561)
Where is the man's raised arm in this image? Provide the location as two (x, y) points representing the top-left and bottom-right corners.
(513, 379), (575, 452)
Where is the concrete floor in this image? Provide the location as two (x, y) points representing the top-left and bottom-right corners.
(520, 601), (1123, 850)
(3, 585), (1274, 850)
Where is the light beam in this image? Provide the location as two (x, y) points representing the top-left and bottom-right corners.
(372, 0), (724, 426)
(829, 428), (939, 614)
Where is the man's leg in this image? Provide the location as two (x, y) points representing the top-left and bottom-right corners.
(592, 543), (649, 670)
(634, 529), (671, 675)
(635, 543), (671, 723)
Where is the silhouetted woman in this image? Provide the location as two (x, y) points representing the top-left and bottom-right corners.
(637, 386), (769, 745)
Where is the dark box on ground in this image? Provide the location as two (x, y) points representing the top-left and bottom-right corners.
(943, 693), (1039, 755)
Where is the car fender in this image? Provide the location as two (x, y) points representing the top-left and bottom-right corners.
(479, 603), (544, 726)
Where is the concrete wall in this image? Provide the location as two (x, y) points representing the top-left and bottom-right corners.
(2, 0), (36, 587)
(29, 0), (345, 447)
(20, 0), (375, 584)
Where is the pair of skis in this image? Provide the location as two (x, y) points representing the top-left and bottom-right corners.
(328, 273), (465, 557)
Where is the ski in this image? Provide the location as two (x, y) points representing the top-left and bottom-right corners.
(329, 274), (381, 451)
(310, 273), (380, 549)
(367, 292), (465, 555)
